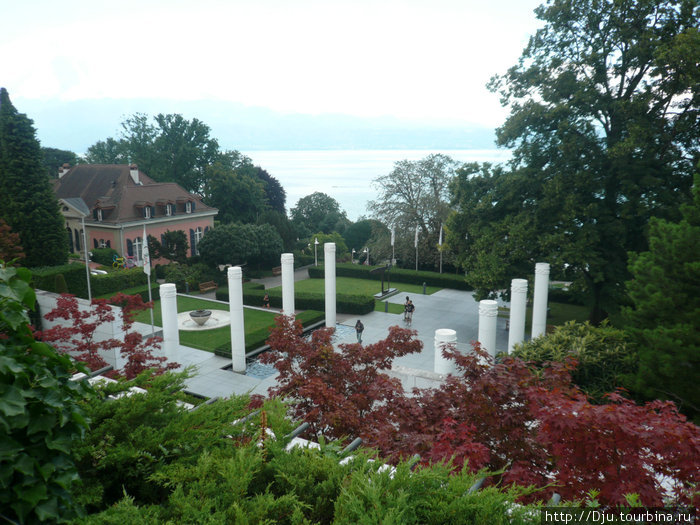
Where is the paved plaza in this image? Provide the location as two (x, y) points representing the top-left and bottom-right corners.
(132, 268), (511, 399)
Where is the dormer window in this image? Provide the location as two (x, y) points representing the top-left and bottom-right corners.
(97, 209), (103, 221)
(144, 207), (151, 219)
(166, 203), (173, 216)
(186, 201), (192, 214)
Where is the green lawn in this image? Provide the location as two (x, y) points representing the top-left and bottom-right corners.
(134, 296), (322, 353)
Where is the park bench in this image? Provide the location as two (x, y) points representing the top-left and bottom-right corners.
(198, 281), (218, 293)
(272, 266), (282, 276)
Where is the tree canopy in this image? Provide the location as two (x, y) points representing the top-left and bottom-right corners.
(290, 192), (349, 238)
(447, 0), (700, 320)
(202, 160), (267, 224)
(0, 88), (68, 268)
(198, 223), (283, 269)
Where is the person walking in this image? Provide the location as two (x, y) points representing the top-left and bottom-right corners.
(405, 299), (415, 325)
(262, 293), (270, 309)
(355, 319), (364, 343)
(403, 297), (411, 322)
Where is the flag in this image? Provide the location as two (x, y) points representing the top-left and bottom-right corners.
(439, 224), (443, 246)
(414, 225), (419, 248)
(142, 225), (151, 276)
(391, 228), (395, 247)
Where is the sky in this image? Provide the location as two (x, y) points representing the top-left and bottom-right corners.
(1, 0), (544, 129)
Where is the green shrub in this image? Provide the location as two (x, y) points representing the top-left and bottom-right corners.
(154, 264), (166, 280)
(241, 287), (374, 315)
(215, 282), (264, 302)
(31, 263), (89, 297)
(90, 267), (148, 297)
(54, 272), (68, 293)
(91, 247), (119, 266)
(511, 321), (637, 401)
(548, 287), (586, 306)
(309, 263), (471, 290)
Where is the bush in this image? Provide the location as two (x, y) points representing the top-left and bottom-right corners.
(154, 264), (166, 280)
(242, 287), (375, 315)
(91, 247), (119, 266)
(309, 263), (472, 290)
(95, 282), (160, 303)
(32, 263), (89, 297)
(163, 263), (221, 293)
(54, 272), (68, 293)
(511, 321), (637, 401)
(216, 282), (264, 302)
(547, 287), (586, 306)
(90, 267), (148, 297)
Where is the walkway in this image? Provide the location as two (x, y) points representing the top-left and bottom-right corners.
(132, 271), (511, 399)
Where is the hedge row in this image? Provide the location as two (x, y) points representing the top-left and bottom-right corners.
(308, 263), (472, 290)
(547, 287), (586, 306)
(95, 282), (160, 303)
(214, 310), (325, 358)
(216, 286), (375, 315)
(31, 264), (148, 299)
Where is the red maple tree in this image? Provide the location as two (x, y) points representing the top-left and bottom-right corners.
(263, 316), (700, 506)
(38, 293), (179, 379)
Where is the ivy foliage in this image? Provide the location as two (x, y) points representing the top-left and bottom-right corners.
(0, 263), (92, 523)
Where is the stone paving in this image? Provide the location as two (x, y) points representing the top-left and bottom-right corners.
(131, 269), (512, 399)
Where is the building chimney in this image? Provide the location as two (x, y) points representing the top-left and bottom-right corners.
(129, 164), (139, 184)
(58, 163), (71, 178)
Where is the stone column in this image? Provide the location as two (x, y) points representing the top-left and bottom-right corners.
(434, 328), (457, 375)
(159, 283), (179, 354)
(324, 243), (336, 328)
(281, 253), (295, 316)
(228, 266), (246, 373)
(532, 262), (550, 339)
(478, 299), (499, 358)
(507, 278), (528, 353)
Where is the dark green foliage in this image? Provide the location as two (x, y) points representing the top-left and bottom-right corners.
(41, 147), (79, 179)
(254, 166), (286, 214)
(243, 287), (375, 315)
(0, 88), (69, 267)
(198, 223), (283, 269)
(449, 0), (700, 321)
(203, 160), (267, 224)
(547, 287), (586, 306)
(89, 268), (148, 298)
(89, 247), (119, 267)
(54, 272), (68, 294)
(154, 230), (188, 264)
(308, 263), (472, 290)
(512, 321), (637, 401)
(342, 219), (376, 251)
(290, 192), (350, 237)
(0, 264), (92, 523)
(258, 210), (296, 252)
(624, 171), (700, 419)
(32, 263), (89, 297)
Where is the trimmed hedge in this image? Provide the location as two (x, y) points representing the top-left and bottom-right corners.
(216, 285), (374, 315)
(90, 247), (119, 266)
(216, 282), (264, 301)
(547, 287), (586, 306)
(214, 310), (325, 358)
(95, 282), (160, 303)
(32, 263), (89, 297)
(31, 264), (148, 299)
(308, 263), (472, 290)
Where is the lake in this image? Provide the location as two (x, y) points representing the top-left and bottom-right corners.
(243, 149), (511, 221)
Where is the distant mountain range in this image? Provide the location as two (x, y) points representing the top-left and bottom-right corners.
(16, 97), (498, 154)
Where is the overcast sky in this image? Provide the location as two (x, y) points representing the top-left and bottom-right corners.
(1, 0), (543, 128)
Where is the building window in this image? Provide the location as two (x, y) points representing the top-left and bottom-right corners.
(97, 209), (103, 221)
(185, 201), (192, 214)
(144, 207), (151, 219)
(99, 239), (106, 248)
(74, 229), (80, 252)
(166, 203), (173, 216)
(134, 236), (143, 261)
(194, 227), (203, 255)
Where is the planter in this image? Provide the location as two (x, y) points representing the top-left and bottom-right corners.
(189, 309), (212, 326)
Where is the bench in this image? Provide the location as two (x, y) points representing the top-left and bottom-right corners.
(198, 281), (218, 293)
(272, 266), (282, 276)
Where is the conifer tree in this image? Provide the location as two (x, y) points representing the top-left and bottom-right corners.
(624, 169), (700, 420)
(0, 88), (68, 267)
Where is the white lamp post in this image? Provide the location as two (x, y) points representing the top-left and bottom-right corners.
(363, 247), (369, 266)
(314, 237), (319, 266)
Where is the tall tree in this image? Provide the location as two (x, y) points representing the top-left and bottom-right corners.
(253, 166), (286, 214)
(41, 147), (79, 178)
(449, 0), (700, 320)
(369, 154), (457, 270)
(202, 161), (267, 224)
(290, 192), (349, 238)
(0, 88), (68, 267)
(624, 170), (700, 419)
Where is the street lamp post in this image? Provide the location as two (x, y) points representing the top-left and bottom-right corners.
(351, 248), (355, 264)
(314, 237), (319, 266)
(363, 247), (369, 266)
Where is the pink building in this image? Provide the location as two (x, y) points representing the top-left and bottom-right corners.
(53, 164), (217, 265)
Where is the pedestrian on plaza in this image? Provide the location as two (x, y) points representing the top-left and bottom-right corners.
(263, 293), (270, 309)
(406, 300), (415, 325)
(355, 319), (364, 343)
(403, 297), (411, 322)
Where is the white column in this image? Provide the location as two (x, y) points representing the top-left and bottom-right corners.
(281, 253), (295, 316)
(159, 283), (179, 354)
(532, 262), (550, 339)
(478, 299), (499, 358)
(507, 278), (528, 353)
(228, 266), (246, 373)
(324, 243), (336, 328)
(434, 328), (457, 375)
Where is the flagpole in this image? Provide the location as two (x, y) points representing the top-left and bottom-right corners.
(439, 223), (443, 274)
(143, 225), (154, 337)
(415, 225), (419, 271)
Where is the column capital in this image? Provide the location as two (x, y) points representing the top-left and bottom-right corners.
(324, 242), (336, 254)
(227, 266), (242, 279)
(159, 283), (177, 298)
(535, 262), (550, 275)
(281, 253), (294, 264)
(511, 278), (528, 293)
(479, 299), (499, 317)
(434, 328), (457, 343)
